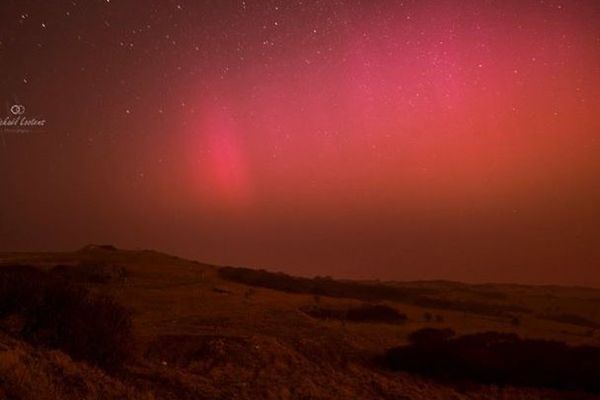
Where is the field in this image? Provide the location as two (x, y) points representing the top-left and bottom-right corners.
(1, 245), (599, 400)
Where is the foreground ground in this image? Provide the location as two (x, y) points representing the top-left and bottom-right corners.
(1, 246), (599, 399)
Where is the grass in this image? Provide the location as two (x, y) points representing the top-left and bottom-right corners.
(1, 249), (599, 399)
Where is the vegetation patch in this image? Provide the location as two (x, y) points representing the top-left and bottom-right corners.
(384, 328), (600, 393)
(0, 265), (134, 370)
(538, 313), (600, 329)
(51, 262), (128, 284)
(301, 303), (407, 324)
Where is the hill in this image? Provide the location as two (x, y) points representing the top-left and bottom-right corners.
(1, 246), (599, 399)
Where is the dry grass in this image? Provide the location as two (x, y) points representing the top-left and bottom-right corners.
(0, 248), (599, 399)
(0, 265), (135, 370)
(0, 333), (151, 400)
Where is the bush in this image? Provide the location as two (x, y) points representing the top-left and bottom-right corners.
(301, 303), (407, 324)
(346, 304), (407, 323)
(51, 262), (128, 284)
(0, 265), (134, 370)
(407, 327), (455, 346)
(539, 313), (600, 329)
(0, 265), (47, 318)
(384, 328), (600, 393)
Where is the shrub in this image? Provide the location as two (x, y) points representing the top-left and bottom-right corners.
(51, 262), (128, 284)
(0, 265), (134, 370)
(346, 304), (407, 323)
(407, 327), (455, 346)
(301, 303), (407, 324)
(539, 313), (600, 329)
(384, 328), (600, 393)
(0, 265), (47, 318)
(301, 305), (345, 320)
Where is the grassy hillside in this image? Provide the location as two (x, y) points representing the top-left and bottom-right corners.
(1, 246), (599, 399)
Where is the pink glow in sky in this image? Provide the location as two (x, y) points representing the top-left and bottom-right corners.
(191, 100), (251, 204)
(2, 0), (600, 285)
(185, 0), (599, 210)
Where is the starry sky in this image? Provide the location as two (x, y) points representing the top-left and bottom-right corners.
(1, 0), (599, 286)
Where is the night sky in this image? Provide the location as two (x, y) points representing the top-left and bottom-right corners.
(1, 0), (599, 286)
